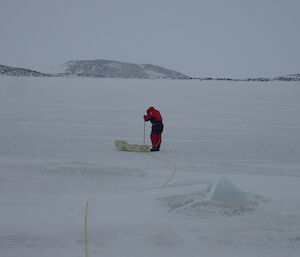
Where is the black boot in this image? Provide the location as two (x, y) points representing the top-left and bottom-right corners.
(150, 146), (159, 152)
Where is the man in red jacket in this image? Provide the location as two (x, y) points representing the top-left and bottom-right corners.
(143, 107), (164, 151)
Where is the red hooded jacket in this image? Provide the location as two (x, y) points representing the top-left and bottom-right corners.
(143, 107), (162, 123)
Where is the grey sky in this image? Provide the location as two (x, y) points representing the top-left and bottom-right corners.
(0, 0), (299, 78)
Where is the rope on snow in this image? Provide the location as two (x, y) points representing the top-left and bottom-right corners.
(147, 152), (176, 188)
(84, 202), (89, 257)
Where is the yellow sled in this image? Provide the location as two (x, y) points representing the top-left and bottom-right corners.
(115, 140), (151, 152)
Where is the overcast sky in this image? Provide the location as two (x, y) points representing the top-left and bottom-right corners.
(0, 0), (299, 78)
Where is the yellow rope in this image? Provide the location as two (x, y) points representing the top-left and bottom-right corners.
(147, 152), (176, 188)
(84, 202), (89, 257)
(160, 164), (176, 188)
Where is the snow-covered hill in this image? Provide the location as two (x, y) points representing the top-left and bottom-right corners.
(49, 59), (190, 79)
(1, 61), (299, 81)
(0, 64), (50, 77)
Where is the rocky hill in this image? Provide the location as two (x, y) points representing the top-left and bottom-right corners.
(51, 59), (189, 79)
(0, 64), (50, 77)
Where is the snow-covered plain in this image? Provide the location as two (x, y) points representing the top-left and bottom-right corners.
(0, 77), (300, 257)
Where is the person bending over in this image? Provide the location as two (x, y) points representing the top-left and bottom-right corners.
(143, 107), (164, 151)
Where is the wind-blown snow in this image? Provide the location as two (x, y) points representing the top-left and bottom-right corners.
(0, 77), (300, 257)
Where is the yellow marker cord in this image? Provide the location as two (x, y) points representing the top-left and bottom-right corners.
(82, 150), (175, 257)
(147, 152), (176, 188)
(84, 202), (89, 257)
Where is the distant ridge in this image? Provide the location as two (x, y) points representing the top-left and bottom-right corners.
(0, 64), (50, 77)
(1, 62), (299, 81)
(185, 73), (300, 82)
(273, 73), (300, 81)
(50, 59), (190, 79)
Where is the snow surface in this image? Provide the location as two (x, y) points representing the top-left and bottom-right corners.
(0, 77), (300, 257)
